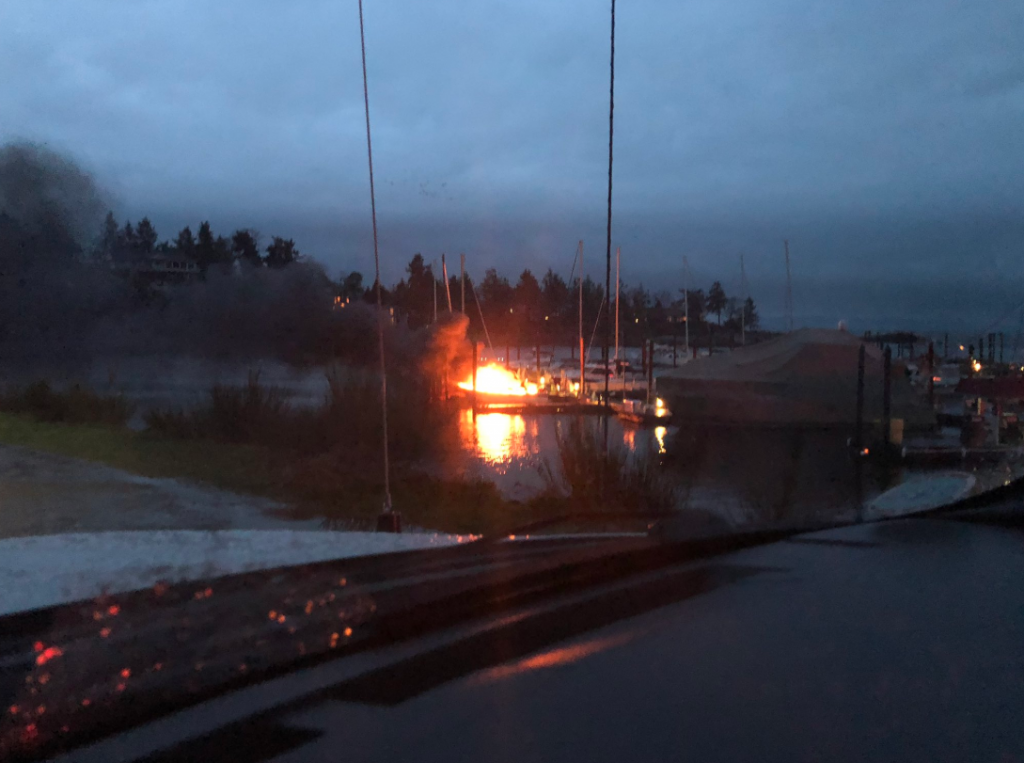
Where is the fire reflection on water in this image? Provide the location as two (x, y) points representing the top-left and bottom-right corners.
(622, 428), (636, 452)
(460, 410), (538, 468)
(654, 426), (667, 454)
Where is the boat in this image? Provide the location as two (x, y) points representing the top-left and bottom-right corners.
(611, 395), (671, 426)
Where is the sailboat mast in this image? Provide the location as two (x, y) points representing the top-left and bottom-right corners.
(579, 240), (585, 397)
(460, 253), (466, 314)
(441, 253), (453, 312)
(740, 252), (747, 346)
(783, 239), (793, 332)
(683, 255), (690, 355)
(614, 246), (620, 362)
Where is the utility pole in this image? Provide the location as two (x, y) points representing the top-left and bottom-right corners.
(783, 239), (794, 332)
(460, 253), (466, 314)
(432, 269), (437, 323)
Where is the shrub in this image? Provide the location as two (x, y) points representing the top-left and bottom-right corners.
(540, 417), (676, 512)
(145, 371), (289, 443)
(145, 367), (458, 462)
(0, 380), (134, 427)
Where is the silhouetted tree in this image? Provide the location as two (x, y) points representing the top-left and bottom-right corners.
(480, 268), (513, 312)
(706, 281), (727, 325)
(541, 269), (568, 317)
(340, 271), (364, 300)
(113, 221), (140, 263)
(174, 226), (196, 260)
(743, 297), (759, 330)
(232, 229), (262, 268)
(195, 221), (215, 274)
(391, 253), (436, 327)
(94, 211), (119, 262)
(212, 235), (232, 275)
(135, 217), (157, 254)
(264, 236), (299, 269)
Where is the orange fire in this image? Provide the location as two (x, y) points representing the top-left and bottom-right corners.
(458, 363), (539, 396)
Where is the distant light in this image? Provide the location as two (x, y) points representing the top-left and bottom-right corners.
(932, 376), (941, 383)
(545, 315), (549, 321)
(973, 360), (982, 372)
(635, 318), (639, 323)
(860, 447), (870, 456)
(959, 345), (965, 351)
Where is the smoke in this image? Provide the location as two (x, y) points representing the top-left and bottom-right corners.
(0, 141), (405, 371)
(0, 142), (105, 262)
(93, 264), (381, 366)
(0, 142), (119, 358)
(417, 312), (471, 380)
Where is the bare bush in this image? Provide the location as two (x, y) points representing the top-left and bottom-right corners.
(541, 417), (676, 512)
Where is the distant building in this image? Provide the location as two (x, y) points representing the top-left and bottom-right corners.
(113, 253), (200, 285)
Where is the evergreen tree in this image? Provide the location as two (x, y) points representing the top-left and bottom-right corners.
(743, 297), (759, 329)
(231, 229), (261, 268)
(94, 211), (119, 262)
(212, 235), (233, 274)
(175, 226), (196, 259)
(264, 236), (299, 269)
(195, 221), (215, 273)
(135, 217), (157, 254)
(706, 281), (727, 325)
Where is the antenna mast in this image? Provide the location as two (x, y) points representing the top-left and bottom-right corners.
(357, 0), (393, 520)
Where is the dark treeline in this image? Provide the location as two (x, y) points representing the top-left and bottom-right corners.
(347, 253), (759, 348)
(1, 142), (759, 367)
(93, 212), (300, 274)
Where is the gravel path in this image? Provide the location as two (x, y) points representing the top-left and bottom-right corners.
(0, 444), (315, 539)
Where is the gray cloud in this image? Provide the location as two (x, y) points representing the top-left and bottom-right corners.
(1, 0), (1022, 329)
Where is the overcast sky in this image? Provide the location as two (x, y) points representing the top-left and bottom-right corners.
(2, 0), (1022, 330)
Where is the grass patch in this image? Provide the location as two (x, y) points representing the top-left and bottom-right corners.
(0, 412), (279, 497)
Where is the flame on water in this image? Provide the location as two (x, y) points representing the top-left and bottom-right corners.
(458, 364), (539, 397)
